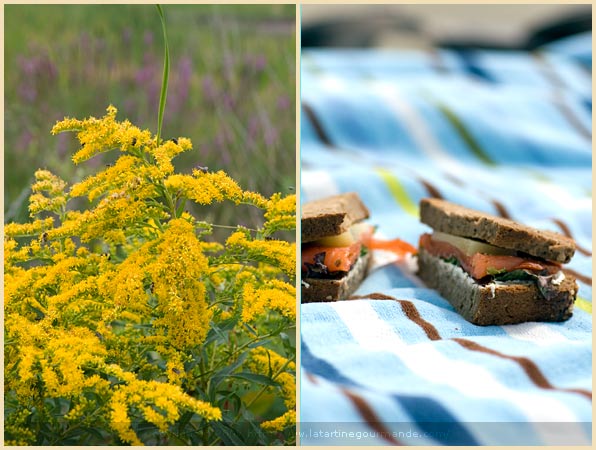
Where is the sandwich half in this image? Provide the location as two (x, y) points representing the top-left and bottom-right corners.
(301, 192), (373, 303)
(417, 198), (578, 325)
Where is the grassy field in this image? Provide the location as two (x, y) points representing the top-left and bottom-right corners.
(4, 4), (296, 232)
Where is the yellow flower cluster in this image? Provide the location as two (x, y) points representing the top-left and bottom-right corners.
(71, 155), (138, 200)
(248, 348), (296, 432)
(153, 137), (192, 176)
(145, 218), (212, 350)
(107, 365), (221, 445)
(4, 217), (54, 238)
(165, 170), (243, 205)
(264, 193), (297, 234)
(6, 105), (296, 445)
(4, 408), (35, 446)
(262, 409), (297, 432)
(239, 190), (269, 209)
(226, 231), (296, 279)
(241, 279), (296, 323)
(5, 317), (109, 401)
(28, 169), (68, 216)
(52, 105), (153, 164)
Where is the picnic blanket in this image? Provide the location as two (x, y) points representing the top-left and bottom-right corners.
(299, 37), (592, 446)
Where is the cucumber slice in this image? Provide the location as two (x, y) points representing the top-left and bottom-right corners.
(315, 230), (355, 247)
(432, 231), (514, 256)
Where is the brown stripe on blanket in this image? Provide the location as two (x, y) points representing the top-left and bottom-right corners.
(340, 387), (403, 446)
(439, 174), (512, 220)
(399, 300), (442, 341)
(551, 218), (592, 256)
(305, 371), (319, 385)
(453, 338), (592, 401)
(350, 293), (400, 301)
(350, 293), (591, 401)
(533, 52), (591, 141)
(350, 293), (442, 341)
(302, 101), (335, 148)
(563, 268), (592, 286)
(418, 178), (444, 200)
(490, 200), (512, 220)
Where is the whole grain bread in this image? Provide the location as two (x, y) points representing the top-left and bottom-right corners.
(302, 192), (370, 243)
(420, 198), (576, 263)
(417, 248), (576, 325)
(302, 251), (370, 302)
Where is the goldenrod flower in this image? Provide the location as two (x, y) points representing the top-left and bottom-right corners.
(264, 193), (297, 233)
(262, 410), (296, 432)
(145, 218), (212, 350)
(165, 170), (243, 205)
(4, 217), (54, 238)
(6, 105), (296, 445)
(226, 230), (296, 278)
(107, 365), (221, 445)
(52, 105), (153, 164)
(241, 279), (296, 322)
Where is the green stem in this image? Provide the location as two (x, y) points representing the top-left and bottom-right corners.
(209, 223), (259, 232)
(155, 5), (170, 145)
(164, 189), (177, 218)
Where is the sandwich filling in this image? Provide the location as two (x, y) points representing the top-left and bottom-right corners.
(302, 223), (374, 278)
(419, 231), (566, 299)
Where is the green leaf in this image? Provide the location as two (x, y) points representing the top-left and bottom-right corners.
(227, 372), (280, 387)
(493, 269), (534, 282)
(205, 316), (238, 345)
(243, 322), (258, 337)
(209, 354), (248, 396)
(441, 256), (460, 266)
(175, 198), (187, 218)
(176, 410), (194, 434)
(216, 389), (242, 413)
(211, 421), (246, 446)
(79, 427), (108, 445)
(155, 4), (170, 144)
(241, 408), (269, 444)
(492, 269), (560, 301)
(247, 337), (272, 349)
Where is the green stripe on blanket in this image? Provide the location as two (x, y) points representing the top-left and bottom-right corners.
(376, 168), (418, 217)
(435, 102), (496, 166)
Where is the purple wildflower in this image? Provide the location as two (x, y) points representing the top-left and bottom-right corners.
(222, 92), (236, 111)
(202, 76), (217, 103)
(264, 126), (278, 147)
(277, 94), (291, 111)
(122, 27), (132, 46)
(254, 54), (266, 73)
(143, 31), (154, 46)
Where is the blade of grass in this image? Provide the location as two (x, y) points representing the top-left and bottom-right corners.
(156, 4), (170, 145)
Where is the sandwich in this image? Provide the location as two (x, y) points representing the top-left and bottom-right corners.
(417, 198), (578, 325)
(301, 192), (374, 302)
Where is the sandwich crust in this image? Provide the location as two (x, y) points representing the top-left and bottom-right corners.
(302, 251), (370, 302)
(417, 248), (576, 325)
(420, 198), (576, 263)
(302, 192), (370, 243)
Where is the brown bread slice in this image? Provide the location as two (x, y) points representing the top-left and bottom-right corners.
(417, 248), (576, 325)
(302, 192), (370, 243)
(302, 252), (370, 303)
(420, 198), (576, 263)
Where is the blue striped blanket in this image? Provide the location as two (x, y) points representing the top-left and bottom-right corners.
(299, 39), (592, 445)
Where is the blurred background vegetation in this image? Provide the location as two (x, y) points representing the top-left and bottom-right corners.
(4, 4), (296, 235)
